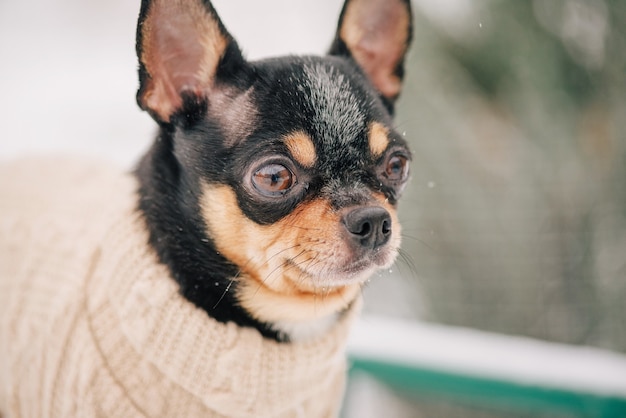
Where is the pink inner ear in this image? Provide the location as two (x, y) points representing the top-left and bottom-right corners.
(144, 22), (206, 119)
(352, 38), (404, 99)
(139, 0), (228, 122)
(341, 0), (410, 100)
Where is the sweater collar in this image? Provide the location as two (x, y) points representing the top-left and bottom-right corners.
(85, 199), (361, 416)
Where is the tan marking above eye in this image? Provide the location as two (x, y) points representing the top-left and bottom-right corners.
(369, 122), (390, 157)
(284, 131), (317, 168)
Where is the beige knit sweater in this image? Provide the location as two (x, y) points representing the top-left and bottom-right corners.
(0, 158), (360, 418)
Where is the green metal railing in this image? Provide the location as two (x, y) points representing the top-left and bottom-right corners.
(344, 317), (626, 417)
(348, 357), (626, 417)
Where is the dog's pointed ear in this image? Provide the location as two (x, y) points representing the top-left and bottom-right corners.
(136, 0), (244, 123)
(329, 0), (413, 106)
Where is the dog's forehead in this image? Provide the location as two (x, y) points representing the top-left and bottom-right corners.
(296, 60), (366, 148)
(252, 57), (387, 153)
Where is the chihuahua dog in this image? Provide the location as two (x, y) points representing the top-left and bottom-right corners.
(135, 0), (413, 343)
(0, 0), (412, 416)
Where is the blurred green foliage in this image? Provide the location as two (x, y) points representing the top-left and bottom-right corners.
(367, 0), (626, 352)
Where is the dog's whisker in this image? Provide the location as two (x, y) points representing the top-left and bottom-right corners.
(253, 248), (310, 297)
(281, 223), (323, 232)
(239, 244), (301, 280)
(394, 248), (419, 280)
(212, 278), (235, 309)
(247, 243), (330, 299)
(401, 233), (436, 252)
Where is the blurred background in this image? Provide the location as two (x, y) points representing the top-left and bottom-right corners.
(1, 0), (625, 417)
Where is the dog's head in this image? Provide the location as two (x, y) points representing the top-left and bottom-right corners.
(136, 0), (413, 339)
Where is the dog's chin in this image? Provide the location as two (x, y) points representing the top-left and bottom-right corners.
(287, 247), (398, 289)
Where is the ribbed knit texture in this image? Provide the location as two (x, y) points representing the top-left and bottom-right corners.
(0, 158), (360, 418)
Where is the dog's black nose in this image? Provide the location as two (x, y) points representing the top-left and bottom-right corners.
(343, 207), (392, 249)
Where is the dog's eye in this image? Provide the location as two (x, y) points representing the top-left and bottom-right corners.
(385, 155), (409, 182)
(252, 164), (295, 195)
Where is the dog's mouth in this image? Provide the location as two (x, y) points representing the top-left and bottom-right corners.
(284, 245), (398, 288)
